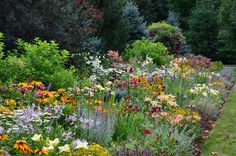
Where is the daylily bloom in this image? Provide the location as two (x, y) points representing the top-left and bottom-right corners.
(58, 144), (70, 153)
(73, 139), (89, 149)
(13, 140), (33, 155)
(31, 134), (41, 142)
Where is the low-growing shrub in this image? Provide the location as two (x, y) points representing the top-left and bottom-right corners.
(124, 38), (173, 66)
(0, 35), (75, 89)
(147, 22), (186, 54)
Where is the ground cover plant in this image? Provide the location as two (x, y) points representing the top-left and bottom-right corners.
(0, 31), (234, 155)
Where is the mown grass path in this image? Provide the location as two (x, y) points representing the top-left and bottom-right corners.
(201, 68), (236, 156)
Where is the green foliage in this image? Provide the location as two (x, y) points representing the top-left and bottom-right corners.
(186, 0), (220, 58)
(100, 0), (130, 52)
(148, 22), (186, 54)
(209, 61), (224, 71)
(124, 38), (173, 65)
(0, 36), (75, 89)
(133, 0), (170, 23)
(217, 0), (236, 64)
(123, 1), (148, 41)
(0, 33), (4, 58)
(170, 0), (197, 30)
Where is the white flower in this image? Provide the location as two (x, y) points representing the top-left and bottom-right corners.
(58, 144), (70, 153)
(48, 138), (60, 147)
(73, 139), (89, 149)
(43, 145), (55, 151)
(31, 134), (41, 142)
(202, 92), (208, 97)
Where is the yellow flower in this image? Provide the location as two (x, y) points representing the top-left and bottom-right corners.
(94, 99), (102, 105)
(5, 99), (17, 107)
(105, 81), (112, 87)
(31, 81), (43, 86)
(0, 106), (13, 115)
(13, 140), (33, 155)
(95, 85), (105, 91)
(18, 82), (28, 87)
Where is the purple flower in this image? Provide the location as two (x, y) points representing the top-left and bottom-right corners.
(0, 127), (4, 134)
(47, 82), (52, 91)
(74, 82), (77, 94)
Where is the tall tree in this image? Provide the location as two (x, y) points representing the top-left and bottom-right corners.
(123, 1), (148, 41)
(0, 0), (103, 58)
(170, 0), (197, 30)
(132, 0), (170, 23)
(217, 0), (236, 63)
(186, 0), (220, 58)
(99, 0), (130, 52)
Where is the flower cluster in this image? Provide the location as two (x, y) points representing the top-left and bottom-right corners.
(190, 84), (220, 97)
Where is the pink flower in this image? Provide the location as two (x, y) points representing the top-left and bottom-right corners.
(161, 112), (169, 117)
(152, 113), (159, 119)
(39, 84), (45, 90)
(131, 79), (138, 87)
(172, 114), (183, 124)
(36, 91), (43, 97)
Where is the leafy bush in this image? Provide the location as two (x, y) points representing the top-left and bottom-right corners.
(147, 22), (186, 54)
(0, 36), (75, 89)
(124, 38), (173, 66)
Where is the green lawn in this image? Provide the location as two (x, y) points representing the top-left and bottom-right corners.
(201, 68), (236, 156)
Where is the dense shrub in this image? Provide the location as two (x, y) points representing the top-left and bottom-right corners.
(147, 22), (186, 54)
(123, 1), (148, 41)
(0, 36), (75, 89)
(124, 38), (173, 65)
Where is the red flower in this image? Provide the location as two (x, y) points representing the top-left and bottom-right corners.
(143, 129), (152, 134)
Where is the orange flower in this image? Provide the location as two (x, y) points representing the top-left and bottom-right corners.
(34, 148), (48, 155)
(0, 134), (8, 140)
(61, 95), (76, 104)
(13, 140), (33, 155)
(58, 88), (65, 93)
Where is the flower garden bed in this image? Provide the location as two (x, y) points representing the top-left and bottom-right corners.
(0, 52), (234, 156)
